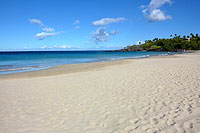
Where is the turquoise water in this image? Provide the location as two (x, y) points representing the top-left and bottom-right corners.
(0, 51), (180, 74)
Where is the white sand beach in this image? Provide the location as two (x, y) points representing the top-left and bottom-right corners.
(0, 52), (200, 133)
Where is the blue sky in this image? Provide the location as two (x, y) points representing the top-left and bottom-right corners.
(0, 0), (200, 51)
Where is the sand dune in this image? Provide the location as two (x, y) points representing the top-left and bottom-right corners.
(0, 52), (200, 133)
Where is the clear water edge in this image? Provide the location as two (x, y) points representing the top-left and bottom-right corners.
(0, 51), (182, 75)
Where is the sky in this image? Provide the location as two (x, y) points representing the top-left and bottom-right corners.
(0, 0), (200, 51)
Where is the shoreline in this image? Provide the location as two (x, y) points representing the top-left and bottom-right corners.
(0, 51), (186, 79)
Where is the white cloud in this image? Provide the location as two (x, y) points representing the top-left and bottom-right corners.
(74, 20), (80, 24)
(110, 30), (120, 35)
(29, 19), (44, 26)
(56, 45), (71, 49)
(92, 27), (110, 42)
(149, 0), (171, 10)
(90, 28), (120, 43)
(92, 17), (126, 26)
(42, 27), (55, 32)
(40, 46), (48, 49)
(39, 45), (84, 49)
(73, 20), (80, 30)
(140, 5), (146, 9)
(141, 0), (172, 22)
(29, 19), (62, 40)
(74, 26), (80, 29)
(35, 32), (58, 40)
(147, 9), (172, 21)
(41, 45), (72, 49)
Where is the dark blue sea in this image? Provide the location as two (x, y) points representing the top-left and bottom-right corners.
(0, 51), (180, 74)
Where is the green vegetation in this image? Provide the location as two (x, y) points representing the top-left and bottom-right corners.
(116, 33), (200, 52)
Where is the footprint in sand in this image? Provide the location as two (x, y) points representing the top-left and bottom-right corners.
(141, 124), (152, 132)
(157, 113), (165, 119)
(150, 117), (159, 125)
(142, 124), (159, 133)
(174, 123), (186, 133)
(124, 125), (139, 132)
(149, 107), (155, 113)
(183, 120), (193, 129)
(129, 118), (140, 124)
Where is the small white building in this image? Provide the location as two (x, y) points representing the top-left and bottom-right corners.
(186, 37), (191, 41)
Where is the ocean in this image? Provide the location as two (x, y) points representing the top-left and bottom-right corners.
(0, 51), (180, 74)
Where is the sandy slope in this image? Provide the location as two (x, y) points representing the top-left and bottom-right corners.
(0, 52), (200, 133)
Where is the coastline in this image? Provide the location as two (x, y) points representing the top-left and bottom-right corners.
(0, 51), (200, 133)
(0, 51), (185, 79)
(0, 58), (130, 79)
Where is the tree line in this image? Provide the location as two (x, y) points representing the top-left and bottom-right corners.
(117, 33), (200, 52)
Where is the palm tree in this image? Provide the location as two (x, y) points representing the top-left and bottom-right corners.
(153, 38), (158, 42)
(190, 33), (195, 38)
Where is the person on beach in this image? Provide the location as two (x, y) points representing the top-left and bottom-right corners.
(168, 51), (170, 55)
